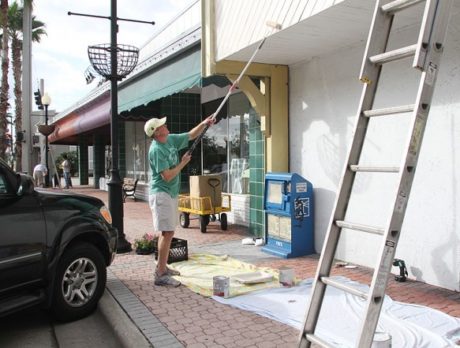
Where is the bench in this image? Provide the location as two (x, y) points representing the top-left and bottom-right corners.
(122, 178), (138, 202)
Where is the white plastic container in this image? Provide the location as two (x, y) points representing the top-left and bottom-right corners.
(279, 266), (294, 287)
(213, 276), (229, 298)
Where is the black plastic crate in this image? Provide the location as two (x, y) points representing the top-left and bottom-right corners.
(154, 237), (188, 263)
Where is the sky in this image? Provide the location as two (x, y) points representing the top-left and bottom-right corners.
(31, 0), (189, 112)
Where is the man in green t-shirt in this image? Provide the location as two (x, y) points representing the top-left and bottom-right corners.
(145, 115), (215, 287)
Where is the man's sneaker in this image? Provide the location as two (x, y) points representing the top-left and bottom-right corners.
(166, 266), (180, 276)
(154, 272), (181, 287)
(154, 262), (181, 276)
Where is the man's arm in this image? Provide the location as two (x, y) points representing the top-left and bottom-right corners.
(160, 152), (191, 182)
(160, 116), (215, 182)
(188, 115), (215, 140)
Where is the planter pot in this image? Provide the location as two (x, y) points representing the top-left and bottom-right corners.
(37, 124), (56, 136)
(135, 247), (154, 255)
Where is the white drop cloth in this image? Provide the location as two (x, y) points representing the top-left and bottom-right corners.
(212, 276), (460, 347)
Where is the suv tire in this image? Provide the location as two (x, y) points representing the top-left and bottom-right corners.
(52, 242), (106, 322)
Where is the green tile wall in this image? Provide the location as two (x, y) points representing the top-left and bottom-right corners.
(248, 109), (265, 237)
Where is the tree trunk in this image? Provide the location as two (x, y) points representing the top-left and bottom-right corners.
(0, 0), (10, 160)
(12, 36), (22, 171)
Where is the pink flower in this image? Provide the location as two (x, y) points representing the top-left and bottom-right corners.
(134, 233), (156, 251)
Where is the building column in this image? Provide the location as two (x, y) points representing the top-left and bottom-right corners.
(215, 61), (289, 172)
(265, 65), (288, 172)
(93, 134), (105, 189)
(78, 135), (89, 185)
(223, 67), (287, 238)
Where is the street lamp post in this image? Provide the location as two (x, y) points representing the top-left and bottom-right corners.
(41, 93), (51, 187)
(68, 3), (153, 253)
(107, 1), (132, 253)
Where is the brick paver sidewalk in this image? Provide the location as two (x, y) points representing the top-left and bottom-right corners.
(71, 186), (459, 347)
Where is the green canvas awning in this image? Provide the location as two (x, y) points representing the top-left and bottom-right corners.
(118, 46), (201, 113)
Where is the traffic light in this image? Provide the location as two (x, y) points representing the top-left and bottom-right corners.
(16, 131), (24, 142)
(34, 89), (44, 110)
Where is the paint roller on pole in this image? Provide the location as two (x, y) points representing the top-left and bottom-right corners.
(187, 20), (282, 155)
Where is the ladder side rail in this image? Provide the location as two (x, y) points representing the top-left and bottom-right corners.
(298, 2), (395, 346)
(356, 74), (433, 348)
(419, 0), (454, 71)
(413, 0), (437, 69)
(357, 13), (450, 347)
(359, 0), (395, 85)
(297, 226), (339, 347)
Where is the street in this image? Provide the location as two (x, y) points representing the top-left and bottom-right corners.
(0, 299), (122, 348)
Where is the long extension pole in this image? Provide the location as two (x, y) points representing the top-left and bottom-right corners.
(187, 21), (282, 155)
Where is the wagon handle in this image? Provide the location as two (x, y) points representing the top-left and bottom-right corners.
(208, 178), (220, 216)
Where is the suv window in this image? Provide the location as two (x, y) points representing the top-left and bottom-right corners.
(0, 172), (10, 194)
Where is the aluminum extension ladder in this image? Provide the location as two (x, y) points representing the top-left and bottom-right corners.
(298, 0), (453, 347)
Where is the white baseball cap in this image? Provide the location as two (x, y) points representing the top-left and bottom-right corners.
(144, 117), (167, 137)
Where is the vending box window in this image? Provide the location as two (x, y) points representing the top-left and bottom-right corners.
(262, 172), (314, 258)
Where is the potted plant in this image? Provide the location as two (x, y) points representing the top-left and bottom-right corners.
(133, 233), (156, 255)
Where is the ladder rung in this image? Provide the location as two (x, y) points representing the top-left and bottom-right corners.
(369, 44), (417, 64)
(336, 220), (385, 235)
(363, 104), (415, 117)
(321, 277), (368, 300)
(305, 333), (334, 348)
(381, 0), (425, 14)
(350, 165), (399, 173)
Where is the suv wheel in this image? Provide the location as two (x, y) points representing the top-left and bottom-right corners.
(52, 242), (106, 322)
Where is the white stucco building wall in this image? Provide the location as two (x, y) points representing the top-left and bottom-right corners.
(209, 0), (459, 291)
(289, 16), (460, 291)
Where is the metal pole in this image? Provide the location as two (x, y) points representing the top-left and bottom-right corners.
(44, 104), (50, 187)
(108, 0), (131, 253)
(22, 2), (32, 174)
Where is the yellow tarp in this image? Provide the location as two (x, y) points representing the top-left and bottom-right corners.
(170, 254), (282, 297)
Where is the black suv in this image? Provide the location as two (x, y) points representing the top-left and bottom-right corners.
(0, 158), (117, 321)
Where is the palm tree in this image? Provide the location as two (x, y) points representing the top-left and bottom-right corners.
(7, 1), (45, 171)
(0, 0), (9, 160)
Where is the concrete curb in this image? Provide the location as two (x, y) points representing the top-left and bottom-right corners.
(99, 290), (152, 348)
(104, 268), (184, 348)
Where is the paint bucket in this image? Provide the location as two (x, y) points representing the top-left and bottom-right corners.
(213, 276), (229, 298)
(279, 266), (294, 287)
(372, 332), (392, 348)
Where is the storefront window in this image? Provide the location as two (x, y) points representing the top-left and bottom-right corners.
(125, 121), (150, 182)
(203, 92), (250, 194)
(123, 93), (250, 192)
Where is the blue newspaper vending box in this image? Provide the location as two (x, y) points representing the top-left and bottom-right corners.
(262, 172), (314, 258)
